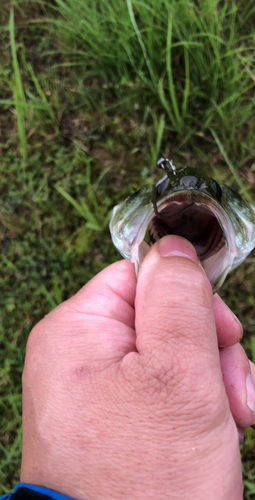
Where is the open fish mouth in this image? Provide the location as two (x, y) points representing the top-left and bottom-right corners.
(134, 190), (235, 289)
(109, 160), (255, 291)
(149, 196), (226, 264)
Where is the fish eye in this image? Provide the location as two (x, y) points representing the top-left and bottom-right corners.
(211, 181), (222, 201)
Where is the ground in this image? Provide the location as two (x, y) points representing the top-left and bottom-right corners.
(0, 0), (255, 496)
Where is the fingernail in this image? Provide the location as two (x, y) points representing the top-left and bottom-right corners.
(233, 314), (243, 339)
(246, 374), (255, 423)
(237, 427), (245, 444)
(158, 235), (198, 263)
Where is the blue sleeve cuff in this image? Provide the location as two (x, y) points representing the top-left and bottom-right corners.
(0, 483), (78, 500)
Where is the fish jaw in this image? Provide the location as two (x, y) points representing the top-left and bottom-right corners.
(139, 194), (238, 291)
(110, 173), (255, 291)
(220, 185), (255, 273)
(110, 188), (239, 291)
(109, 185), (153, 260)
(110, 202), (154, 260)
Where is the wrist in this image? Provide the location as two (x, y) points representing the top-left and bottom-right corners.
(3, 484), (78, 500)
(21, 433), (242, 500)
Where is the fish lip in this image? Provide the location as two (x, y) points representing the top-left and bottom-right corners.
(157, 188), (221, 206)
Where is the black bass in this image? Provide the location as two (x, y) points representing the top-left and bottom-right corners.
(109, 159), (255, 291)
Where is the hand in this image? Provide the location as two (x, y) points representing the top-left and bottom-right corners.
(21, 235), (255, 500)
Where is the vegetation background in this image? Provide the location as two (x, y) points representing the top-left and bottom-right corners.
(1, 0), (255, 496)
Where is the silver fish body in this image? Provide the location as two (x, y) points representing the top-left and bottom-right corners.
(109, 166), (255, 291)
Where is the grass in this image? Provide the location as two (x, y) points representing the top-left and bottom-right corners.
(9, 7), (28, 160)
(0, 0), (255, 496)
(43, 0), (255, 148)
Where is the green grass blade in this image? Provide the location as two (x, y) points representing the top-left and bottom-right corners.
(158, 76), (176, 127)
(9, 7), (27, 160)
(210, 129), (252, 201)
(52, 277), (63, 305)
(36, 285), (58, 310)
(93, 166), (112, 190)
(26, 62), (55, 121)
(166, 10), (181, 130)
(0, 427), (22, 470)
(126, 0), (156, 88)
(182, 46), (190, 117)
(150, 112), (166, 166)
(55, 185), (101, 230)
(2, 255), (19, 273)
(155, 113), (165, 159)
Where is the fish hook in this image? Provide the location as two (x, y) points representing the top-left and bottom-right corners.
(157, 157), (176, 175)
(153, 158), (194, 220)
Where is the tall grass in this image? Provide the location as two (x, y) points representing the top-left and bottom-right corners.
(9, 7), (27, 160)
(45, 0), (255, 151)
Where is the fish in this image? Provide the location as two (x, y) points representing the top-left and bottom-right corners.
(109, 158), (255, 291)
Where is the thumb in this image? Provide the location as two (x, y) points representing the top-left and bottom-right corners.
(135, 235), (227, 421)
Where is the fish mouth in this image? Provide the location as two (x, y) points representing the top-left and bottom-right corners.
(149, 201), (225, 261)
(145, 191), (235, 288)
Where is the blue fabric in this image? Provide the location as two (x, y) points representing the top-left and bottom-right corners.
(0, 484), (77, 500)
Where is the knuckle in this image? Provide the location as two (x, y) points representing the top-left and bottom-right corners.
(26, 322), (43, 353)
(136, 349), (185, 398)
(26, 301), (68, 355)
